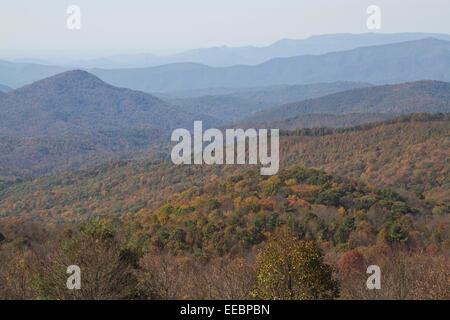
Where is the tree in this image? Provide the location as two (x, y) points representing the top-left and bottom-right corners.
(334, 215), (355, 244)
(338, 250), (365, 276)
(252, 230), (339, 300)
(33, 219), (138, 299)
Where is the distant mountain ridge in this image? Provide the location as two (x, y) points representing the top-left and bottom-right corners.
(1, 36), (449, 91)
(91, 38), (450, 92)
(15, 32), (450, 69)
(0, 70), (219, 136)
(0, 59), (67, 88)
(164, 32), (450, 67)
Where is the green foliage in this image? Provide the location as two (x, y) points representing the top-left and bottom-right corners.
(78, 218), (116, 242)
(379, 222), (409, 244)
(334, 216), (355, 244)
(252, 230), (339, 300)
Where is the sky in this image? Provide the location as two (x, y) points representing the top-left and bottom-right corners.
(0, 0), (449, 59)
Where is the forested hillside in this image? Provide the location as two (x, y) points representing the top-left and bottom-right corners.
(245, 81), (450, 123)
(0, 126), (170, 179)
(239, 113), (392, 130)
(280, 113), (449, 201)
(0, 114), (447, 220)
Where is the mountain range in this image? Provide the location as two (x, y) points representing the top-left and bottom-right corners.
(1, 37), (449, 92)
(2, 70), (448, 139)
(0, 34), (449, 181)
(0, 69), (448, 179)
(90, 38), (450, 92)
(14, 32), (450, 69)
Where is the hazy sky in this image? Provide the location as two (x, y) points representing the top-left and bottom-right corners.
(0, 0), (449, 59)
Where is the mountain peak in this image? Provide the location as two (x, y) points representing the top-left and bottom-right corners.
(44, 69), (106, 86)
(13, 70), (108, 94)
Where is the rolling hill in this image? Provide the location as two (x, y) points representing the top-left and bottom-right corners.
(91, 38), (450, 92)
(244, 80), (450, 123)
(0, 70), (219, 136)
